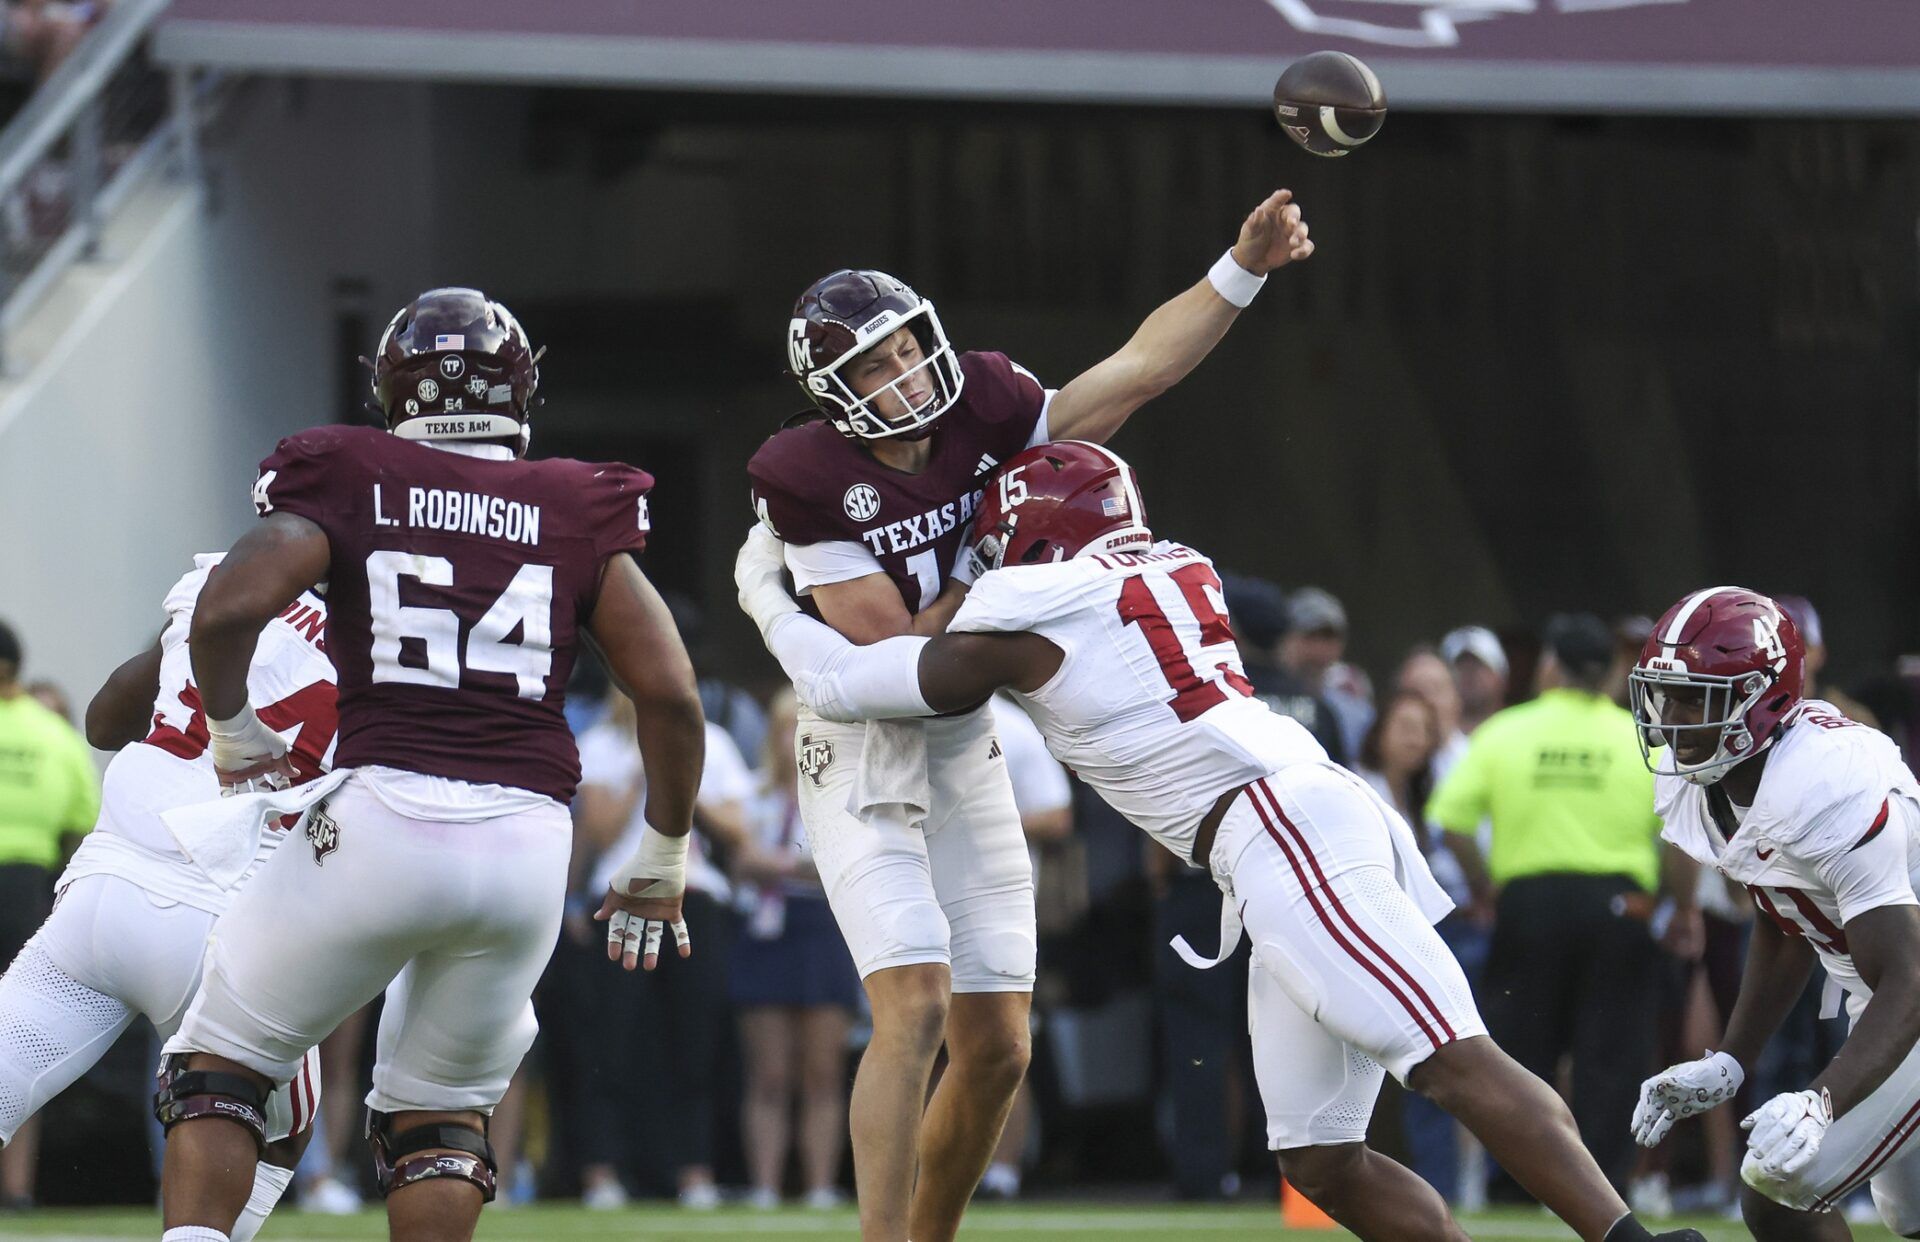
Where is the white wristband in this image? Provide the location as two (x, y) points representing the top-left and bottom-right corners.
(1207, 249), (1267, 308)
(635, 824), (689, 870)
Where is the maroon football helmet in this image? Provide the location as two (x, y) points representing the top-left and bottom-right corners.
(787, 269), (964, 441)
(371, 288), (542, 456)
(1628, 586), (1805, 785)
(970, 441), (1153, 573)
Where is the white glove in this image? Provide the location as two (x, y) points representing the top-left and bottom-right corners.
(1632, 1050), (1744, 1147)
(735, 524), (799, 635)
(949, 521), (981, 586)
(598, 826), (692, 971)
(1741, 1088), (1832, 1194)
(205, 705), (292, 797)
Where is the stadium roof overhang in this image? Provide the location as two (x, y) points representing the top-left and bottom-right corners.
(153, 0), (1920, 117)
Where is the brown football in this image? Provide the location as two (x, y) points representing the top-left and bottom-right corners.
(1273, 51), (1386, 158)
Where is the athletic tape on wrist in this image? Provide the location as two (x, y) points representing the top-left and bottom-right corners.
(1207, 249), (1267, 308)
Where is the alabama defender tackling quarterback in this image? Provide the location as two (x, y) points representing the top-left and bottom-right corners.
(749, 190), (1310, 1242)
(152, 288), (705, 1242)
(1629, 588), (1920, 1241)
(737, 440), (1703, 1242)
(0, 556), (332, 1242)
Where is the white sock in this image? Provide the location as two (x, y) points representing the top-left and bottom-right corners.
(228, 1162), (297, 1242)
(162, 1228), (230, 1242)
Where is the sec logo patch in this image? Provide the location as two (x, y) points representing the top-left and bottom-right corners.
(843, 483), (881, 522)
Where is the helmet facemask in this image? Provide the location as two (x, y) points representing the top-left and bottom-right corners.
(1629, 664), (1774, 786)
(807, 304), (964, 441)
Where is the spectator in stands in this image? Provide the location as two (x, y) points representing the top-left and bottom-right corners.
(575, 691), (752, 1208)
(1221, 574), (1346, 765)
(1605, 617), (1654, 709)
(1440, 625), (1509, 734)
(0, 619), (99, 1209)
(664, 591), (768, 769)
(23, 680), (69, 722)
(1281, 586), (1372, 758)
(980, 693), (1073, 1201)
(731, 690), (860, 1210)
(1427, 613), (1698, 1197)
(1357, 691), (1441, 842)
(1776, 594), (1878, 725)
(2, 0), (99, 83)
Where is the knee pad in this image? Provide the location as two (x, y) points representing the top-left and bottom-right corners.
(885, 899), (950, 957)
(367, 1109), (497, 1203)
(153, 1054), (270, 1156)
(974, 928), (1036, 982)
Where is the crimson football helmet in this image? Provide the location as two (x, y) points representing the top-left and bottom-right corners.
(970, 441), (1153, 573)
(1628, 586), (1805, 785)
(787, 269), (964, 441)
(370, 288), (542, 456)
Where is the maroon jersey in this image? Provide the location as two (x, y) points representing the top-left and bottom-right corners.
(252, 425), (651, 802)
(748, 350), (1047, 613)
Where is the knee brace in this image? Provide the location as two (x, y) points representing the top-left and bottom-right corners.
(153, 1054), (270, 1156)
(366, 1109), (497, 1203)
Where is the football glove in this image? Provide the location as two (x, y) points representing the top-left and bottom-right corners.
(1631, 1050), (1744, 1147)
(205, 705), (293, 797)
(1741, 1089), (1832, 1196)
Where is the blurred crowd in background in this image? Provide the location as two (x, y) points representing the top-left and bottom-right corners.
(5, 572), (1918, 1217)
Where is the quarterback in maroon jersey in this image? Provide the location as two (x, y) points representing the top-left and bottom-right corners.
(747, 190), (1312, 1242)
(153, 289), (705, 1242)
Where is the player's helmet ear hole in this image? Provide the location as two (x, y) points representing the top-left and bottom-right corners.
(1019, 541), (1051, 564)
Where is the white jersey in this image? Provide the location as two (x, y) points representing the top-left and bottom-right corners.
(950, 541), (1327, 862)
(59, 555), (337, 912)
(1657, 700), (1920, 1006)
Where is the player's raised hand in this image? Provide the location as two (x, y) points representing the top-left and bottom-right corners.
(1631, 1050), (1744, 1147)
(1231, 189), (1313, 276)
(736, 524), (799, 634)
(205, 704), (296, 796)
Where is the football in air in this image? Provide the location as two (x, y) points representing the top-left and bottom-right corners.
(1273, 51), (1386, 157)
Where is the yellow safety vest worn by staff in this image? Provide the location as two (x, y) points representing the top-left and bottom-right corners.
(1427, 688), (1661, 892)
(0, 693), (99, 869)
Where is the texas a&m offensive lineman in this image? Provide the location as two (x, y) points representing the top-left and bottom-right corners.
(747, 192), (1312, 1242)
(1628, 588), (1920, 1240)
(0, 556), (333, 1242)
(152, 289), (705, 1242)
(737, 442), (1705, 1242)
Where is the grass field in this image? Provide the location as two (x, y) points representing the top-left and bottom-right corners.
(0, 1203), (1899, 1241)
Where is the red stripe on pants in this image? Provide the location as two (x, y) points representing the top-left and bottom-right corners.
(1254, 779), (1457, 1042)
(1244, 779), (1448, 1051)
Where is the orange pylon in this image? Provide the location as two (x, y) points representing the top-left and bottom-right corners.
(1280, 1178), (1339, 1230)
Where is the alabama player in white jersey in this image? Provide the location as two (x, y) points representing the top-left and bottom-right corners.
(0, 555), (330, 1242)
(736, 441), (1702, 1242)
(1628, 587), (1920, 1240)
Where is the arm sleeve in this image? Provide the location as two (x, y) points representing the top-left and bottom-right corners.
(1812, 797), (1920, 925)
(785, 539), (885, 594)
(1427, 732), (1493, 836)
(761, 611), (934, 721)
